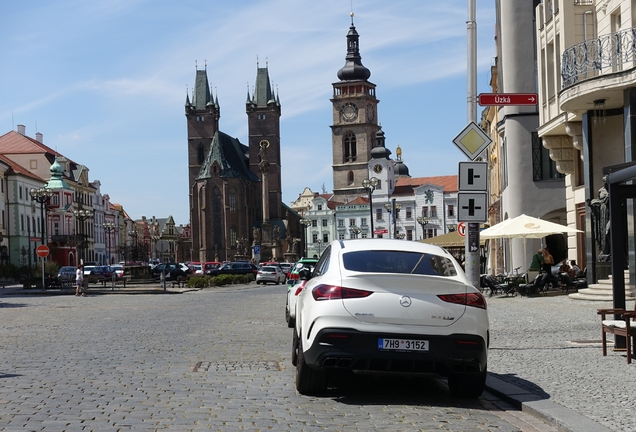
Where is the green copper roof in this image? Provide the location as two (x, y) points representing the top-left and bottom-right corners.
(46, 157), (71, 190)
(197, 131), (259, 181)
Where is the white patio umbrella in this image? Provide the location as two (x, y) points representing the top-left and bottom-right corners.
(480, 214), (582, 273)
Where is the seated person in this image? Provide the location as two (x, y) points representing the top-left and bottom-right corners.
(568, 260), (581, 278)
(558, 259), (570, 274)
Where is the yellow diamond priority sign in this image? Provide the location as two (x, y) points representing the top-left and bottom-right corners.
(453, 122), (492, 161)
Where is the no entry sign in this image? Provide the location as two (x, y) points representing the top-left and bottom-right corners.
(36, 245), (50, 258)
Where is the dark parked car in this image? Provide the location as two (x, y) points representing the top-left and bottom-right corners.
(86, 266), (114, 284)
(150, 263), (191, 280)
(206, 262), (258, 277)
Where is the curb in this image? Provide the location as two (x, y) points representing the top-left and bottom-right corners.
(485, 375), (612, 432)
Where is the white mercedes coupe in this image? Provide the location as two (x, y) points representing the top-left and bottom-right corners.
(292, 239), (489, 398)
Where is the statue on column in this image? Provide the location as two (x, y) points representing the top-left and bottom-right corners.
(259, 140), (270, 173)
(253, 227), (261, 245)
(588, 182), (610, 261)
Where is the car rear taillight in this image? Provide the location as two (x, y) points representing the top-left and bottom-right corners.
(294, 281), (307, 296)
(290, 273), (299, 280)
(437, 293), (487, 309)
(312, 284), (373, 301)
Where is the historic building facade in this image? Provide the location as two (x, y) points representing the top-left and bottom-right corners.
(187, 65), (301, 263)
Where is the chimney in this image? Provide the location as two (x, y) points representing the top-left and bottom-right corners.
(17, 125), (26, 135)
(36, 132), (43, 143)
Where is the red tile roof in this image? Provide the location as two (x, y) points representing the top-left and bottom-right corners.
(395, 175), (458, 194)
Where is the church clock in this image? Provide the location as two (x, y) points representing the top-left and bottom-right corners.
(341, 102), (358, 122)
(373, 164), (383, 174)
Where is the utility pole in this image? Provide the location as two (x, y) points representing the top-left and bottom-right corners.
(465, 0), (481, 287)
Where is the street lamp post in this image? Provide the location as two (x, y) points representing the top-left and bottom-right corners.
(73, 208), (94, 264)
(384, 199), (402, 239)
(29, 187), (54, 245)
(317, 239), (323, 256)
(103, 222), (115, 265)
(362, 177), (379, 238)
(300, 218), (311, 257)
(417, 216), (430, 240)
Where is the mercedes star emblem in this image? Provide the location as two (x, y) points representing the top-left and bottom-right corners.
(399, 296), (412, 307)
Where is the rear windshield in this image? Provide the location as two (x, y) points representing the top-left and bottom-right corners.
(342, 250), (457, 277)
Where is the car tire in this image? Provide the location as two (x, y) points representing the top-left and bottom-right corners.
(256, 281), (260, 285)
(447, 364), (487, 398)
(291, 327), (299, 366)
(295, 340), (328, 395)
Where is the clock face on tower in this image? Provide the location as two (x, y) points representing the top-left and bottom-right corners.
(341, 102), (358, 122)
(367, 104), (375, 122)
(373, 164), (383, 174)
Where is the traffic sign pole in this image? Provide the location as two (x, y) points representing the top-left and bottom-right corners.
(35, 245), (50, 291)
(465, 0), (481, 289)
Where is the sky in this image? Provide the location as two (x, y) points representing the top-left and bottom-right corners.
(1, 0), (496, 226)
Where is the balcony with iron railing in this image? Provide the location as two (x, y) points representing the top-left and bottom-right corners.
(562, 26), (636, 89)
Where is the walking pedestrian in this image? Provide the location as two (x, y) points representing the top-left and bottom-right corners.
(75, 264), (85, 297)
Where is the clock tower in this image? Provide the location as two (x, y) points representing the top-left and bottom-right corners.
(331, 14), (380, 200)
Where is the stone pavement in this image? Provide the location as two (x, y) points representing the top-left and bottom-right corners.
(0, 283), (632, 431)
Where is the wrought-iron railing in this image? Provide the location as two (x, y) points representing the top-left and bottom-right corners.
(562, 26), (636, 89)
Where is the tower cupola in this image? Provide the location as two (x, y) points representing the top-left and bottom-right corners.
(337, 13), (371, 81)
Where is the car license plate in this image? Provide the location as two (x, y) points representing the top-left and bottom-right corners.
(378, 338), (429, 352)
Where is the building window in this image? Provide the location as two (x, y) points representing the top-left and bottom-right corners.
(349, 218), (356, 227)
(54, 221), (59, 235)
(339, 233), (345, 240)
(317, 204), (323, 211)
(311, 220), (317, 227)
(322, 219), (328, 227)
(229, 190), (237, 212)
(376, 180), (382, 190)
(198, 143), (205, 164)
(19, 186), (22, 200)
(312, 233), (318, 242)
(427, 229), (437, 238)
(51, 195), (59, 206)
(343, 133), (357, 162)
(347, 171), (354, 185)
(430, 206), (437, 218)
(360, 217), (367, 226)
(323, 233), (329, 243)
(338, 219), (344, 227)
(448, 205), (454, 217)
(361, 233), (368, 238)
(21, 214), (24, 231)
(532, 132), (563, 181)
(407, 229), (413, 241)
(421, 206), (428, 217)
(375, 208), (382, 221)
(405, 207), (412, 219)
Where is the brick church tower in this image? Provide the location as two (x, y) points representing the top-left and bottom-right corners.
(186, 64), (285, 262)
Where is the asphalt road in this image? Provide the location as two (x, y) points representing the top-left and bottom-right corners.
(0, 284), (555, 431)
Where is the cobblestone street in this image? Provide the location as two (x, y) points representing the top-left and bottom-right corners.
(0, 285), (557, 431)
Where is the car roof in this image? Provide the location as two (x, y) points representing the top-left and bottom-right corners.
(331, 238), (451, 256)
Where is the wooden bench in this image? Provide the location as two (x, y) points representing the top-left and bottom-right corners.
(597, 304), (636, 363)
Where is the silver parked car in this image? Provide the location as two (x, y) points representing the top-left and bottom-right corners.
(256, 265), (286, 285)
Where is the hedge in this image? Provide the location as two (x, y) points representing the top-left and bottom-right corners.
(187, 273), (255, 288)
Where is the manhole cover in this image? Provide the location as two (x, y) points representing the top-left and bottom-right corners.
(192, 360), (282, 372)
